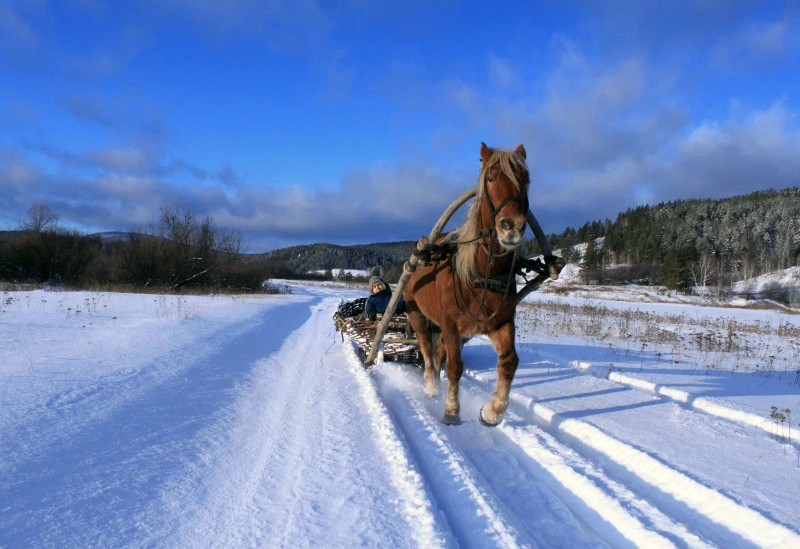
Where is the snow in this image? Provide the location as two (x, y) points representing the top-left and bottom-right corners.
(733, 266), (800, 295)
(311, 268), (371, 278)
(2, 284), (799, 547)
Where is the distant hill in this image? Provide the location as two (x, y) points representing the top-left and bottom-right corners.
(258, 241), (415, 273)
(0, 230), (166, 246)
(92, 231), (131, 242)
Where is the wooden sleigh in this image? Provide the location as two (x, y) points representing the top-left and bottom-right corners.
(333, 297), (423, 365)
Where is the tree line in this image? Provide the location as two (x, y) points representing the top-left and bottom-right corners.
(521, 188), (800, 298)
(0, 204), (273, 293)
(6, 187), (797, 296)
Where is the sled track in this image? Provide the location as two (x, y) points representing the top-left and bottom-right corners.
(346, 351), (800, 548)
(461, 369), (800, 549)
(347, 353), (699, 547)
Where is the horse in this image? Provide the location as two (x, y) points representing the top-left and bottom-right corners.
(404, 142), (531, 426)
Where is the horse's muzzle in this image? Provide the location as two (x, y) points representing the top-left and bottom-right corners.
(497, 218), (526, 250)
(498, 232), (524, 250)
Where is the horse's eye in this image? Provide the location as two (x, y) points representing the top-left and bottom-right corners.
(487, 176), (494, 183)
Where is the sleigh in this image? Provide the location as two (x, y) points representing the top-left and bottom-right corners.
(333, 298), (423, 365)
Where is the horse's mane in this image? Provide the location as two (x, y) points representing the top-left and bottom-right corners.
(450, 149), (529, 281)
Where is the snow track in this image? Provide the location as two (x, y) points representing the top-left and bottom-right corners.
(464, 368), (800, 548)
(371, 365), (531, 549)
(154, 298), (451, 548)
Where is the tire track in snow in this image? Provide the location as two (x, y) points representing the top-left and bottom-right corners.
(453, 377), (714, 549)
(465, 369), (800, 549)
(154, 298), (449, 548)
(368, 366), (533, 549)
(345, 348), (454, 549)
(377, 365), (697, 549)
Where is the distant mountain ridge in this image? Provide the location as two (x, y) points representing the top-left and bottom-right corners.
(258, 241), (415, 273)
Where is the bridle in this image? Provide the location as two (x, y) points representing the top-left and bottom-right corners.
(451, 164), (529, 321)
(466, 165), (530, 242)
(484, 172), (529, 228)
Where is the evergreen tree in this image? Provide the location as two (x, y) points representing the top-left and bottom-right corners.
(580, 241), (603, 284)
(659, 245), (698, 293)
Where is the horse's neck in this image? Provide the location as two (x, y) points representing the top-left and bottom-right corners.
(474, 239), (514, 277)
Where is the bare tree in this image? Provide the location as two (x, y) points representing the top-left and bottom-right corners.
(690, 251), (718, 289)
(218, 227), (246, 266)
(23, 204), (59, 232)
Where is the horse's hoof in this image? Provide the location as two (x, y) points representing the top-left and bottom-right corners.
(423, 383), (440, 398)
(442, 413), (462, 425)
(479, 406), (502, 427)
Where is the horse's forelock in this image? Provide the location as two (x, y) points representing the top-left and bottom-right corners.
(451, 149), (529, 281)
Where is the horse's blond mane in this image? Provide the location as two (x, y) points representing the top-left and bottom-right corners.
(450, 149), (529, 281)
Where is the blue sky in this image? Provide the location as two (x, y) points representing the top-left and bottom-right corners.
(1, 1), (799, 251)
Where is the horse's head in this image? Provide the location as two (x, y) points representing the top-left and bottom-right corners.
(479, 142), (530, 251)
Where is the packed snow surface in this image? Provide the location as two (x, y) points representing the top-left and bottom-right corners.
(1, 285), (799, 548)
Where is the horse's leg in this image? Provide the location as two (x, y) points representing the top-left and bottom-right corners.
(406, 303), (439, 397)
(479, 322), (519, 427)
(441, 326), (464, 425)
(433, 329), (447, 374)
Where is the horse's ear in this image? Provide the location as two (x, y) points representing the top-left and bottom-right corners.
(515, 144), (526, 159)
(480, 142), (493, 163)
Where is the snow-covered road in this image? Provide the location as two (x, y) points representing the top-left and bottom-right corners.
(2, 285), (799, 548)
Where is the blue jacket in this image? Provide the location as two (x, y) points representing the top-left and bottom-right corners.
(365, 288), (406, 319)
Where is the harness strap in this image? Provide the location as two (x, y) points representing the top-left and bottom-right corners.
(472, 274), (513, 292)
(486, 194), (529, 222)
(411, 228), (494, 266)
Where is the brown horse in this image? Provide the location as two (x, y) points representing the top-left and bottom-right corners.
(404, 142), (531, 426)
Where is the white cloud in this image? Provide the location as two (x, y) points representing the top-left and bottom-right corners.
(406, 42), (800, 232)
(713, 15), (800, 68)
(745, 19), (797, 54)
(0, 147), (471, 249)
(84, 147), (152, 172)
(661, 102), (800, 198)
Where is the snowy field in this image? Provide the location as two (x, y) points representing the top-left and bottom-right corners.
(2, 284), (799, 548)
